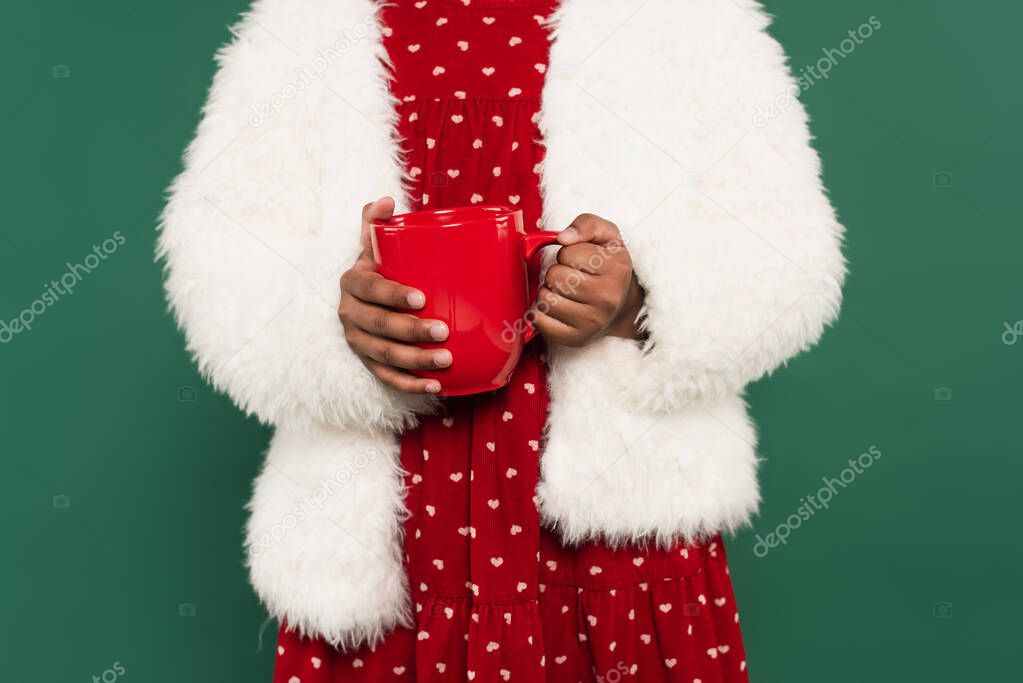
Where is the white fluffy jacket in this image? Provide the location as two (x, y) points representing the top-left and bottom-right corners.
(158, 0), (845, 649)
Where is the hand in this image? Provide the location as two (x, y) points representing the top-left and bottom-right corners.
(338, 197), (450, 394)
(532, 213), (644, 347)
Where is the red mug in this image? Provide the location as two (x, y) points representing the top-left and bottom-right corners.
(371, 206), (559, 396)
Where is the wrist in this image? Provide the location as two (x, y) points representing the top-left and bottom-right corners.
(606, 275), (645, 340)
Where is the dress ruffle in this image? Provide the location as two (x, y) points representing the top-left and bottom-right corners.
(275, 540), (747, 681)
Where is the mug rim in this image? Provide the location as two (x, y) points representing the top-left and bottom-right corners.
(372, 205), (521, 232)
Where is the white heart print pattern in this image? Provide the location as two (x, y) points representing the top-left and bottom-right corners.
(270, 2), (748, 681)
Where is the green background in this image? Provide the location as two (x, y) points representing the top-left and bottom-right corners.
(2, 0), (1021, 680)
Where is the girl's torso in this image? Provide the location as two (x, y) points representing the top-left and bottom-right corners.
(272, 2), (749, 680)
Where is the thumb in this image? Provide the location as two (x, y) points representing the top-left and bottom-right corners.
(557, 213), (622, 246)
(359, 196), (396, 253)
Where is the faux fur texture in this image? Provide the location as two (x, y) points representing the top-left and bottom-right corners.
(536, 0), (845, 543)
(157, 0), (422, 647)
(539, 337), (761, 547)
(159, 0), (845, 648)
(157, 0), (433, 436)
(244, 426), (409, 649)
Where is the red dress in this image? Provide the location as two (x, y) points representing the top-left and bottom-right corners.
(273, 2), (749, 681)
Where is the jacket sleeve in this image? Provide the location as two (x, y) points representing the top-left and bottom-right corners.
(157, 1), (431, 433)
(552, 128), (846, 416)
(540, 2), (846, 415)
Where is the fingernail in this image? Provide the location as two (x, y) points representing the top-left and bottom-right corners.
(433, 350), (452, 368)
(428, 323), (449, 341)
(407, 291), (426, 308)
(558, 227), (579, 244)
(425, 381), (442, 394)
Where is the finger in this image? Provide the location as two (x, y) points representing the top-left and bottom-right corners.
(361, 196), (396, 228)
(346, 327), (452, 371)
(554, 242), (612, 275)
(543, 264), (596, 303)
(362, 358), (442, 394)
(340, 298), (448, 342)
(531, 309), (587, 347)
(558, 213), (622, 246)
(535, 286), (601, 330)
(360, 196), (396, 251)
(342, 267), (426, 309)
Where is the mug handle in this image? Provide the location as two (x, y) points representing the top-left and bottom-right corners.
(520, 231), (562, 342)
(521, 231), (561, 260)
